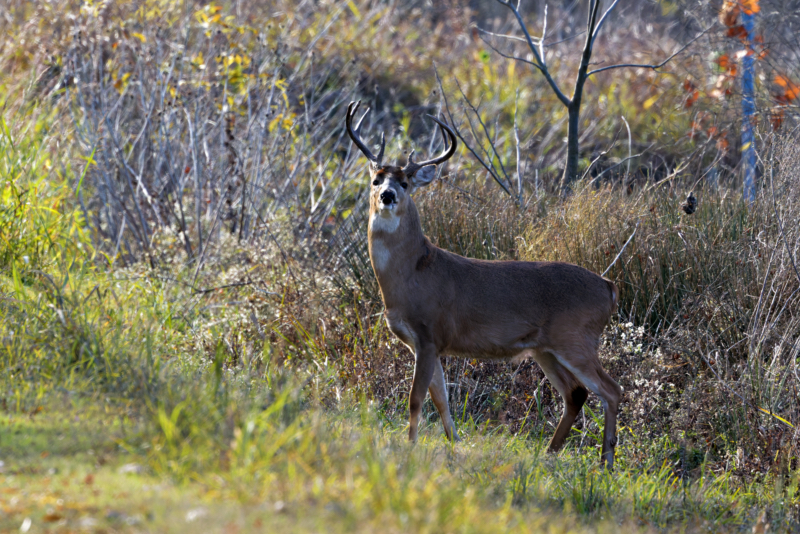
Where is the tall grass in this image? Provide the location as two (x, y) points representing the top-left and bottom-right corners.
(1, 1), (799, 532)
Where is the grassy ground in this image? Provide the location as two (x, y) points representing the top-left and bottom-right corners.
(1, 1), (799, 532)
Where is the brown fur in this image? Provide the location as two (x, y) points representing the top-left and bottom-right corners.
(346, 103), (622, 468)
(364, 166), (622, 468)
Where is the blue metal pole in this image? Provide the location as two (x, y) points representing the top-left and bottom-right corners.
(741, 10), (757, 204)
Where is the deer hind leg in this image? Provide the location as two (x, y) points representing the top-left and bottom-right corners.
(533, 350), (588, 453)
(555, 353), (622, 470)
(428, 357), (457, 441)
(594, 366), (622, 470)
(408, 343), (436, 442)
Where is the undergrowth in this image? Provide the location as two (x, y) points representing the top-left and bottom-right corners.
(1, 1), (799, 532)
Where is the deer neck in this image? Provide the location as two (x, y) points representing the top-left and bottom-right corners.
(368, 200), (429, 305)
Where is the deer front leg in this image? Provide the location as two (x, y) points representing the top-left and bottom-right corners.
(408, 343), (436, 442)
(429, 357), (458, 441)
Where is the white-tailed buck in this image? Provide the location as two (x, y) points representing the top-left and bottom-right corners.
(345, 101), (622, 468)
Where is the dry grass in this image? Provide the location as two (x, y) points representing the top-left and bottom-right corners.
(1, 0), (800, 532)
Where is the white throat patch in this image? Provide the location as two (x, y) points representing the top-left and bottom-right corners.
(370, 239), (391, 272)
(370, 210), (400, 234)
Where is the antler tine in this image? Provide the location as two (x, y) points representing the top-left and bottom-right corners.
(346, 101), (384, 166)
(401, 115), (458, 176)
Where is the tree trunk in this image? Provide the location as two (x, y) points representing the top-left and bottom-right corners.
(560, 102), (581, 194)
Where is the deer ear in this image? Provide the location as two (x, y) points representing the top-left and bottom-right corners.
(409, 165), (437, 191)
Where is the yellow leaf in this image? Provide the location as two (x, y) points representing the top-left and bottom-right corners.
(268, 113), (283, 133)
(347, 0), (361, 20)
(643, 93), (660, 110)
(758, 407), (794, 427)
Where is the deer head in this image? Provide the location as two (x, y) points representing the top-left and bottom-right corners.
(345, 101), (457, 234)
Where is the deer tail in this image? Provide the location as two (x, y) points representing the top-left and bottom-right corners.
(605, 278), (618, 315)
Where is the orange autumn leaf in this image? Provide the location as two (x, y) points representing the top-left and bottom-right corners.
(708, 126), (719, 137)
(717, 137), (730, 151)
(741, 0), (760, 15)
(684, 90), (700, 108)
(716, 55), (738, 77)
(774, 74), (800, 103)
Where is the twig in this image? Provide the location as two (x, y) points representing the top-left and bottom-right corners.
(579, 150), (610, 182)
(478, 35), (541, 72)
(602, 221), (638, 277)
(620, 115), (632, 176)
(433, 66), (512, 196)
(496, 0), (570, 106)
(476, 26), (587, 49)
(588, 25), (713, 77)
(589, 151), (647, 186)
(454, 78), (513, 187)
(591, 0), (620, 46)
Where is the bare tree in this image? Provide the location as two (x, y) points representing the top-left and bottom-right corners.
(481, 1), (707, 193)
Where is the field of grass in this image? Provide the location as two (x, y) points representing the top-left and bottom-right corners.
(2, 1), (799, 532)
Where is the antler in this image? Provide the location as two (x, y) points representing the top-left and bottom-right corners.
(345, 101), (384, 167)
(402, 115), (457, 176)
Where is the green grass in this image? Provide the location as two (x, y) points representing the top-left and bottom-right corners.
(0, 2), (799, 532)
(0, 101), (796, 532)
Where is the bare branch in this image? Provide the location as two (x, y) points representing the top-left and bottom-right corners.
(588, 25), (712, 77)
(602, 220), (638, 277)
(542, 30), (586, 48)
(588, 150), (650, 186)
(591, 0), (620, 46)
(454, 75), (512, 188)
(433, 66), (512, 196)
(476, 25), (585, 48)
(539, 4), (548, 68)
(475, 26), (530, 45)
(496, 0), (570, 107)
(620, 115), (632, 176)
(579, 148), (611, 182)
(478, 34), (543, 73)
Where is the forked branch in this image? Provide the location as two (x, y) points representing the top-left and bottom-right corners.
(479, 0), (707, 189)
(495, 0), (570, 106)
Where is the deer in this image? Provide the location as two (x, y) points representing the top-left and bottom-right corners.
(344, 101), (623, 468)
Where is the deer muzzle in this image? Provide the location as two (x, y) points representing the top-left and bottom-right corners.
(380, 189), (396, 207)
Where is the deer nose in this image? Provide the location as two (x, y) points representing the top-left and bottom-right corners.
(380, 189), (396, 205)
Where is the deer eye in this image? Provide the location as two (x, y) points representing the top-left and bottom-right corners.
(400, 182), (408, 189)
(372, 179), (379, 186)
